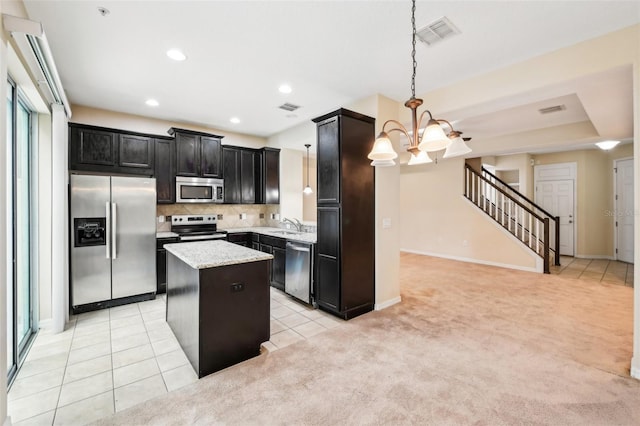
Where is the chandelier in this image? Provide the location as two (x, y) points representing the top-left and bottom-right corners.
(368, 0), (471, 167)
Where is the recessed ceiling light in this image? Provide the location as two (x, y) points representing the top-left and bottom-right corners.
(286, 114), (298, 118)
(595, 140), (620, 150)
(166, 49), (187, 61)
(278, 84), (292, 94)
(230, 117), (241, 124)
(145, 99), (159, 107)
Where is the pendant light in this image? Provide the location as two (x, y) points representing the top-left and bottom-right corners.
(367, 0), (471, 165)
(303, 144), (313, 195)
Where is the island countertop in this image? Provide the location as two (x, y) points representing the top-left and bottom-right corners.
(165, 240), (273, 269)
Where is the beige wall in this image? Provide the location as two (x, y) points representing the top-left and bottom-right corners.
(37, 114), (52, 321)
(532, 144), (633, 258)
(495, 153), (534, 198)
(71, 105), (267, 149)
(278, 148), (303, 221)
(302, 156), (317, 222)
(400, 157), (540, 271)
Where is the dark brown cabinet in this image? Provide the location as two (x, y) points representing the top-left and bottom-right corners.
(256, 148), (281, 204)
(154, 137), (175, 203)
(258, 234), (286, 291)
(312, 109), (375, 320)
(222, 146), (257, 204)
(169, 128), (223, 178)
(156, 237), (180, 294)
(227, 232), (251, 247)
(69, 124), (154, 175)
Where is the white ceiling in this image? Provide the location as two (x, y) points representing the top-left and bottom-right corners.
(21, 0), (640, 152)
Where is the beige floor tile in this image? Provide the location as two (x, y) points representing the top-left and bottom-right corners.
(162, 364), (198, 392)
(142, 309), (166, 323)
(70, 330), (110, 350)
(67, 341), (111, 366)
(585, 259), (609, 273)
(114, 374), (167, 412)
(31, 329), (73, 348)
(110, 314), (144, 330)
(314, 315), (343, 329)
(8, 387), (60, 423)
(278, 312), (311, 328)
(9, 367), (65, 401)
(13, 409), (55, 426)
(111, 331), (149, 353)
(109, 304), (140, 319)
(18, 353), (68, 379)
(137, 298), (166, 313)
(75, 309), (110, 324)
(280, 300), (309, 313)
(53, 391), (114, 426)
(64, 354), (112, 384)
(270, 319), (287, 335)
(269, 329), (304, 349)
(58, 370), (113, 407)
(143, 318), (169, 331)
(73, 320), (110, 337)
(112, 343), (155, 369)
(151, 336), (181, 356)
(25, 339), (71, 362)
(261, 341), (278, 353)
(299, 309), (326, 320)
(271, 305), (297, 319)
(110, 322), (147, 340)
(113, 358), (160, 388)
(147, 325), (176, 343)
(293, 321), (327, 338)
(155, 349), (189, 372)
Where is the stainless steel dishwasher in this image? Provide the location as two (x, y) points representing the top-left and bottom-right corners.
(285, 241), (313, 304)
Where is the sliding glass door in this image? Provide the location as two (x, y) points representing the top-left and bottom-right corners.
(7, 78), (37, 385)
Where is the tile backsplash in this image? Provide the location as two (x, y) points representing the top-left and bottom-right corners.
(156, 204), (281, 231)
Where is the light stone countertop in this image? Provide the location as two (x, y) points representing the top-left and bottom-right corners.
(223, 227), (317, 244)
(165, 240), (273, 269)
(157, 231), (179, 239)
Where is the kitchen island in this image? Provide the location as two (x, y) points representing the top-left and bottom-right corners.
(164, 240), (273, 378)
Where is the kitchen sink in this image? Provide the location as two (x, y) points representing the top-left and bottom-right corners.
(272, 230), (302, 236)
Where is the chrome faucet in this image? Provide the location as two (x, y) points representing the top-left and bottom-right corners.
(282, 218), (303, 232)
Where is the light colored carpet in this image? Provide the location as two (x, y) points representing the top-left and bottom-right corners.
(96, 253), (640, 425)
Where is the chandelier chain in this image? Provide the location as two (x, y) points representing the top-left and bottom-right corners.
(411, 0), (417, 99)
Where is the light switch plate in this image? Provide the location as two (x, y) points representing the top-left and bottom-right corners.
(158, 215), (165, 223)
(382, 218), (392, 229)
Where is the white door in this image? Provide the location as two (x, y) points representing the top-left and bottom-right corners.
(536, 180), (575, 256)
(616, 159), (634, 263)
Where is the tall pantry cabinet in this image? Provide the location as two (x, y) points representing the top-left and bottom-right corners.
(312, 108), (375, 320)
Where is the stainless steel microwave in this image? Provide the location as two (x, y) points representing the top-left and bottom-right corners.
(175, 176), (224, 203)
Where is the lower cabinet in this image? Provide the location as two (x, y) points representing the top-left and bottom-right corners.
(156, 237), (180, 294)
(227, 232), (250, 247)
(271, 247), (286, 291)
(227, 232), (288, 292)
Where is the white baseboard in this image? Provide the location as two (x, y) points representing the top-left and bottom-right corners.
(631, 356), (640, 380)
(4, 415), (12, 426)
(574, 254), (615, 260)
(375, 296), (401, 311)
(38, 318), (52, 330)
(401, 248), (543, 274)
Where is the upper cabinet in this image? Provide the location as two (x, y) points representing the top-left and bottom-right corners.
(256, 148), (280, 205)
(169, 128), (223, 178)
(222, 146), (256, 204)
(154, 137), (175, 204)
(69, 123), (154, 175)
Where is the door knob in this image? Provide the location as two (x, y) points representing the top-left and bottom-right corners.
(569, 220), (573, 224)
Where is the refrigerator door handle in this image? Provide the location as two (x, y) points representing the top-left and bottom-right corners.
(112, 202), (117, 259)
(105, 202), (111, 259)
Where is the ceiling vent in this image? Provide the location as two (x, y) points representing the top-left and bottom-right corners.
(278, 103), (300, 112)
(416, 16), (460, 47)
(538, 105), (566, 114)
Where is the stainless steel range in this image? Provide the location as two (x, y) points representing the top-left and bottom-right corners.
(171, 214), (227, 241)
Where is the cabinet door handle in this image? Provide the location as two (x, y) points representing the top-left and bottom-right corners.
(105, 202), (111, 259)
(112, 203), (117, 259)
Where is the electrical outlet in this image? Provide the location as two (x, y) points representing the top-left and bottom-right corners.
(259, 213), (264, 219)
(217, 214), (223, 220)
(240, 213), (247, 220)
(158, 215), (165, 223)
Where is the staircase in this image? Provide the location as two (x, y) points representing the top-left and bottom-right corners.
(464, 165), (561, 273)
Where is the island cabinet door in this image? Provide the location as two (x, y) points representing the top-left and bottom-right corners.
(198, 261), (270, 377)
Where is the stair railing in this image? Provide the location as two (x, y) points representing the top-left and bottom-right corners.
(464, 164), (551, 273)
(480, 167), (560, 267)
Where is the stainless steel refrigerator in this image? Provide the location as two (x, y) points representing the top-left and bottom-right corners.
(70, 174), (156, 312)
